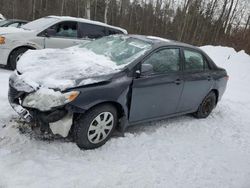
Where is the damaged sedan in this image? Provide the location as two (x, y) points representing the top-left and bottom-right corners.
(8, 35), (228, 149)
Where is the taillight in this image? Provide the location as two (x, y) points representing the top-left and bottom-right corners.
(225, 75), (229, 80)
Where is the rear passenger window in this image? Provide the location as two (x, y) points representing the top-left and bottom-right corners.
(78, 23), (106, 39)
(184, 50), (208, 71)
(51, 21), (78, 38)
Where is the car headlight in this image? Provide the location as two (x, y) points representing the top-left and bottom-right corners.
(22, 89), (80, 111)
(0, 36), (5, 44)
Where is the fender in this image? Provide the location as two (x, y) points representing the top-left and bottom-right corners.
(9, 40), (43, 51)
(6, 41), (43, 65)
(68, 75), (133, 128)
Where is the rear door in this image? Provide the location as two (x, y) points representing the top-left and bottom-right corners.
(177, 48), (214, 112)
(44, 21), (82, 48)
(129, 48), (184, 122)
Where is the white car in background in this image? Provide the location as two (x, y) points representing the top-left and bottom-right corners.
(0, 16), (127, 69)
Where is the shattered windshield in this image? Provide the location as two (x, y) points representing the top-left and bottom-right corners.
(82, 35), (152, 66)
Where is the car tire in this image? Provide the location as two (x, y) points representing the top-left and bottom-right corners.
(74, 104), (118, 149)
(8, 47), (29, 70)
(194, 91), (216, 119)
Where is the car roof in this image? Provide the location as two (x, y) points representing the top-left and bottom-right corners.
(48, 16), (128, 34)
(129, 34), (201, 51)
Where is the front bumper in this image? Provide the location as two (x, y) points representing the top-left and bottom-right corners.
(8, 85), (73, 137)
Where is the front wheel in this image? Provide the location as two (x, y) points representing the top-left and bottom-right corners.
(194, 92), (216, 119)
(74, 104), (117, 149)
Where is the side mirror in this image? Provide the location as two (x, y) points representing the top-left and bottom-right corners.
(44, 28), (56, 37)
(141, 64), (153, 76)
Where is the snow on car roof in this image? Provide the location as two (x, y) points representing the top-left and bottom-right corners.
(130, 35), (198, 50)
(48, 16), (128, 34)
(146, 36), (171, 42)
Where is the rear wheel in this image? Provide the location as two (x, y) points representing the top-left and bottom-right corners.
(74, 104), (117, 149)
(8, 47), (29, 70)
(194, 92), (216, 119)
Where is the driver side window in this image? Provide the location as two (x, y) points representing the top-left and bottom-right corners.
(143, 48), (180, 74)
(48, 21), (78, 38)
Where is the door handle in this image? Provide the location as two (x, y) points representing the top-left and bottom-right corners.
(174, 79), (182, 85)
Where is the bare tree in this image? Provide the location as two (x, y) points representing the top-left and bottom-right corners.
(32, 0), (36, 20)
(61, 0), (65, 16)
(104, 0), (111, 23)
(178, 0), (192, 41)
(85, 0), (91, 19)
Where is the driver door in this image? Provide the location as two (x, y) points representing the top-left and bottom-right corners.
(129, 48), (184, 123)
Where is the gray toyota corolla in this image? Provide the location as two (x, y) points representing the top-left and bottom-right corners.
(9, 35), (228, 149)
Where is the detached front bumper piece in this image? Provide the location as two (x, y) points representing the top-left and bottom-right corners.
(31, 108), (73, 137)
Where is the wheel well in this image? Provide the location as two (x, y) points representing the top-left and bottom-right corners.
(91, 101), (125, 119)
(211, 89), (219, 104)
(7, 46), (36, 65)
(71, 101), (125, 135)
(73, 101), (125, 122)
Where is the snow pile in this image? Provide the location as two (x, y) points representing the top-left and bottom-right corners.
(15, 47), (121, 91)
(201, 45), (250, 65)
(201, 45), (250, 102)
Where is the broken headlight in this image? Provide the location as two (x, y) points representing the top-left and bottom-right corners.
(22, 89), (79, 111)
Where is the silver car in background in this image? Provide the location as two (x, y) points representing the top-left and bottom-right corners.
(0, 16), (127, 69)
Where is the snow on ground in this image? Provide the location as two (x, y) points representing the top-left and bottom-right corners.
(0, 46), (250, 188)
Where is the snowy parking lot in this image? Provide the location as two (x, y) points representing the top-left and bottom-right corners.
(0, 46), (250, 188)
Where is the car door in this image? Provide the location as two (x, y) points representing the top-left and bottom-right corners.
(44, 21), (83, 48)
(129, 48), (184, 122)
(177, 48), (214, 112)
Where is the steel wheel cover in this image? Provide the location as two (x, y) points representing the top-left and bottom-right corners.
(87, 112), (114, 144)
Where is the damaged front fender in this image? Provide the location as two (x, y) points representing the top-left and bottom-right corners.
(68, 73), (133, 130)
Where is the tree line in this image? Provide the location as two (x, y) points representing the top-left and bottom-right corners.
(0, 0), (249, 54)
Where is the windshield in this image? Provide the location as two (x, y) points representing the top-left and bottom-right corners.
(82, 35), (152, 66)
(21, 17), (58, 31)
(0, 20), (9, 27)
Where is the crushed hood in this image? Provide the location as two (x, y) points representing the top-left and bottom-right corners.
(12, 47), (122, 92)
